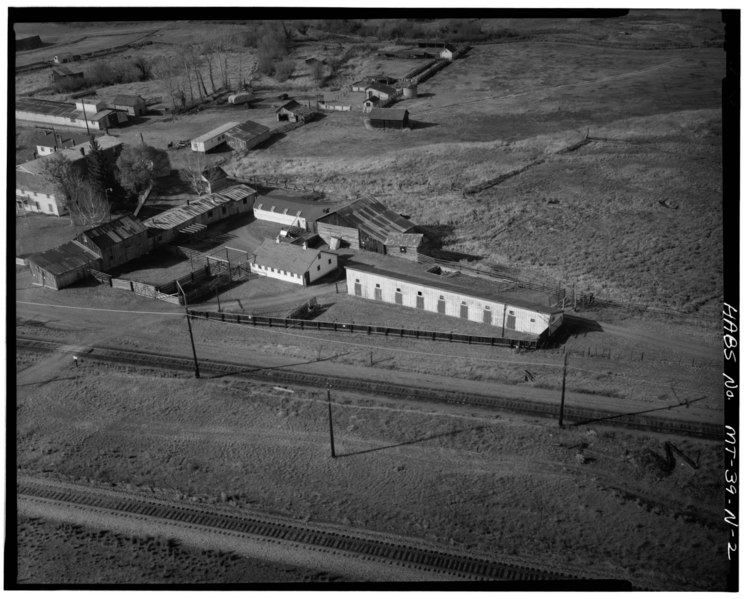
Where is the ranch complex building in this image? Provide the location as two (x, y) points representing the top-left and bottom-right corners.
(316, 197), (424, 257)
(345, 259), (564, 342)
(253, 195), (339, 231)
(191, 121), (270, 153)
(365, 108), (410, 130)
(251, 238), (339, 286)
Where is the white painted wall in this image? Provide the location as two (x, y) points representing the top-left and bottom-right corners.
(250, 263), (305, 285)
(253, 206), (307, 229)
(16, 188), (62, 216)
(16, 110), (105, 131)
(345, 268), (558, 336)
(308, 251), (338, 283)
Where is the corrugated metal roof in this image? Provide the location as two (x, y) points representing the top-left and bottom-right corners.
(27, 240), (99, 276)
(192, 122), (240, 144)
(320, 197), (415, 244)
(384, 232), (423, 247)
(345, 261), (558, 315)
(275, 100), (301, 113)
(30, 130), (91, 149)
(368, 107), (408, 122)
(253, 239), (335, 275)
(16, 97), (78, 118)
(78, 215), (147, 251)
(225, 120), (270, 143)
(143, 184), (255, 231)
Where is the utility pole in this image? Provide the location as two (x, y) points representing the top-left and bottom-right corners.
(558, 350), (568, 428)
(176, 280), (200, 378)
(327, 384), (336, 458)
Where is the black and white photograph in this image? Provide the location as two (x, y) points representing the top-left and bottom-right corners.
(9, 4), (739, 592)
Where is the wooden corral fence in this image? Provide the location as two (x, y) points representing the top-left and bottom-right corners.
(188, 309), (541, 349)
(318, 102), (351, 112)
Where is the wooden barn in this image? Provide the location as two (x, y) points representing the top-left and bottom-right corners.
(365, 108), (410, 130)
(75, 215), (149, 271)
(224, 120), (272, 152)
(275, 100), (316, 123)
(362, 96), (380, 113)
(113, 94), (147, 117)
(251, 238), (338, 286)
(50, 66), (84, 85)
(143, 185), (257, 246)
(199, 165), (230, 195)
(27, 240), (102, 290)
(316, 197), (420, 255)
(345, 260), (564, 341)
(384, 232), (424, 261)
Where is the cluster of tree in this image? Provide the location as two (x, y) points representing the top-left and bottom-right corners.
(153, 38), (248, 111)
(52, 56), (152, 94)
(41, 140), (170, 226)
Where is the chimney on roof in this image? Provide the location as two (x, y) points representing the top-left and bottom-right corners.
(80, 147), (85, 156)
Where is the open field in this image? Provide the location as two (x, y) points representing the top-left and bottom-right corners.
(15, 352), (726, 589)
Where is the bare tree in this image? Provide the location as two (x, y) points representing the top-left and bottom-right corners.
(179, 152), (208, 195)
(67, 174), (110, 227)
(152, 55), (182, 110)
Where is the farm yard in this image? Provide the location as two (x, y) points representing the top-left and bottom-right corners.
(13, 10), (732, 591)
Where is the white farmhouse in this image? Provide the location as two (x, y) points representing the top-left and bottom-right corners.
(251, 238), (338, 286)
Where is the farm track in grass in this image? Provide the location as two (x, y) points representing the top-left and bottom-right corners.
(17, 475), (609, 584)
(16, 336), (722, 440)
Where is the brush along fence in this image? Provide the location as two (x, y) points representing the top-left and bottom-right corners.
(188, 309), (542, 349)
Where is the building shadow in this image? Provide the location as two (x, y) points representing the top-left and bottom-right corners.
(415, 224), (483, 263)
(336, 424), (493, 458)
(549, 315), (604, 346)
(253, 131), (287, 150)
(409, 120), (439, 130)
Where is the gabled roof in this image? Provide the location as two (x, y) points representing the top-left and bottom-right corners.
(365, 82), (397, 96)
(77, 215), (147, 252)
(275, 100), (301, 113)
(192, 122), (240, 144)
(442, 43), (457, 52)
(16, 135), (122, 177)
(51, 66), (82, 77)
(225, 120), (271, 141)
(15, 169), (56, 195)
(28, 240), (100, 276)
(113, 94), (145, 106)
(368, 107), (408, 122)
(318, 197), (415, 244)
(253, 238), (335, 275)
(143, 185), (256, 231)
(30, 129), (91, 149)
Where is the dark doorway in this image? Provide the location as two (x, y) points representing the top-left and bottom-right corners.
(375, 285), (382, 301)
(416, 294), (424, 310)
(437, 298), (445, 314)
(460, 303), (468, 319)
(506, 311), (516, 330)
(483, 308), (492, 324)
(395, 290), (403, 305)
(354, 282), (362, 296)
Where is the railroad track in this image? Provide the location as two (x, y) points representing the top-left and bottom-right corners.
(16, 336), (723, 440)
(17, 476), (586, 583)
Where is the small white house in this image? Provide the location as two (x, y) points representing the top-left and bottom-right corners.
(440, 44), (457, 61)
(251, 238), (338, 286)
(191, 122), (240, 153)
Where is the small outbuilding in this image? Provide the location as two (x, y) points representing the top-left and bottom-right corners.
(362, 96), (380, 113)
(440, 43), (458, 61)
(275, 100), (316, 123)
(251, 238), (338, 286)
(50, 66), (84, 84)
(365, 107), (410, 130)
(27, 240), (102, 290)
(191, 122), (240, 153)
(224, 120), (272, 151)
(365, 83), (398, 102)
(384, 232), (425, 261)
(199, 165), (231, 195)
(113, 94), (147, 117)
(253, 195), (338, 232)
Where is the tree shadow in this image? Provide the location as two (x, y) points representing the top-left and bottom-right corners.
(416, 92), (435, 98)
(153, 170), (193, 196)
(336, 424), (493, 458)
